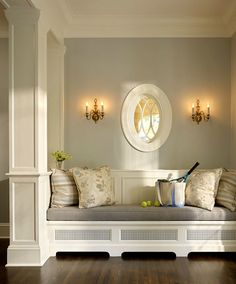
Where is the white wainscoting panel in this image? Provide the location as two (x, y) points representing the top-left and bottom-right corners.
(111, 170), (184, 204)
(13, 181), (36, 242)
(121, 177), (157, 204)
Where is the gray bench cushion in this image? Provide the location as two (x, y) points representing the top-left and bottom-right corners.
(47, 205), (236, 221)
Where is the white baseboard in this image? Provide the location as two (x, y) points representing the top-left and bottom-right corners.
(0, 223), (10, 238)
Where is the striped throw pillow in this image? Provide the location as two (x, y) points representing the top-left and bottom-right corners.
(50, 169), (78, 208)
(216, 171), (236, 211)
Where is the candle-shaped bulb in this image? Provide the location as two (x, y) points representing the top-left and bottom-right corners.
(86, 102), (88, 113)
(207, 104), (210, 115)
(101, 101), (104, 112)
(192, 103), (194, 115)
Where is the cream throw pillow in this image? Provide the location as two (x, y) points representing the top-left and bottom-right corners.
(72, 166), (115, 209)
(50, 169), (78, 208)
(216, 171), (236, 211)
(185, 168), (223, 211)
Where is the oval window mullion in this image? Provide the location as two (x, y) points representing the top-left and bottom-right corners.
(141, 99), (148, 140)
(145, 99), (156, 142)
(137, 103), (142, 132)
(147, 125), (155, 140)
(149, 100), (155, 136)
(146, 100), (153, 139)
(152, 102), (160, 136)
(145, 99), (153, 139)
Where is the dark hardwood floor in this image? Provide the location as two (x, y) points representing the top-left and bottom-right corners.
(0, 239), (236, 284)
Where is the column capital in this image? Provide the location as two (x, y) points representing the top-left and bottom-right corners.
(5, 6), (40, 25)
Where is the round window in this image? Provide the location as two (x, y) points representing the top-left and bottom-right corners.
(121, 84), (172, 152)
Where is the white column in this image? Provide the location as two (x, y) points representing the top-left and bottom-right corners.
(5, 6), (50, 266)
(47, 40), (66, 168)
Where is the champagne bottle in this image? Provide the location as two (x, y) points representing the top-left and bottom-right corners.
(170, 162), (200, 182)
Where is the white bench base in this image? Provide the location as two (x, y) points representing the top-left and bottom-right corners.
(47, 220), (236, 258)
(6, 170), (236, 266)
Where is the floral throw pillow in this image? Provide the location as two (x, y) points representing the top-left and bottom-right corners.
(72, 166), (115, 208)
(185, 168), (223, 211)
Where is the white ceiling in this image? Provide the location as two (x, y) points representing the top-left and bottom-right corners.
(59, 0), (236, 37)
(1, 0), (236, 38)
(64, 0), (234, 18)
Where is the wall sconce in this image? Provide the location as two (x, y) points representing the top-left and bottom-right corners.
(85, 98), (104, 123)
(192, 99), (210, 124)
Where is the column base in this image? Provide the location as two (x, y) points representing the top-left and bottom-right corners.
(6, 244), (49, 267)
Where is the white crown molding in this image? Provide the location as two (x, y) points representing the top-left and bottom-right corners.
(5, 6), (40, 24)
(0, 0), (9, 8)
(29, 0), (65, 44)
(58, 0), (72, 25)
(2, 1), (236, 38)
(63, 15), (227, 38)
(0, 0), (8, 37)
(59, 0), (236, 38)
(0, 0), (34, 9)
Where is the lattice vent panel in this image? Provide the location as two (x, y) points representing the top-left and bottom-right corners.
(187, 230), (236, 241)
(121, 229), (178, 241)
(55, 230), (111, 241)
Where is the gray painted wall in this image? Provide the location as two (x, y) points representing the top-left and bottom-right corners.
(64, 38), (231, 170)
(231, 33), (236, 168)
(0, 38), (9, 223)
(0, 37), (233, 224)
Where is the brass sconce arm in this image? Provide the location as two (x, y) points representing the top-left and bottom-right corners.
(85, 98), (104, 123)
(192, 99), (210, 124)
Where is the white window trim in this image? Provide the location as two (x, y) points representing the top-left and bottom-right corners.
(121, 84), (172, 152)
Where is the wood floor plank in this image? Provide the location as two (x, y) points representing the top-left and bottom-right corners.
(0, 240), (236, 284)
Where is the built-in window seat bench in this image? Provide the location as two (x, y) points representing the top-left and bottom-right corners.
(47, 205), (236, 222)
(46, 170), (236, 258)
